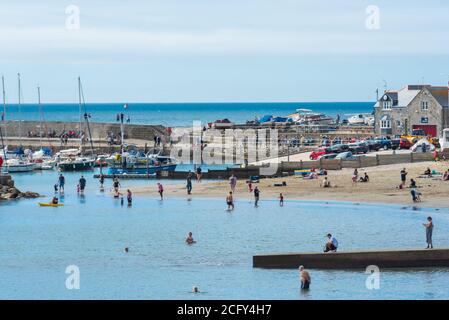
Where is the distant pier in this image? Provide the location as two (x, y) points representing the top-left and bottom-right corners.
(253, 248), (449, 269)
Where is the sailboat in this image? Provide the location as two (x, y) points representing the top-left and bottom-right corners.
(1, 74), (35, 173)
(30, 86), (55, 170)
(57, 77), (96, 171)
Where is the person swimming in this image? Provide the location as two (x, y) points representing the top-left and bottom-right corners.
(192, 286), (200, 293)
(51, 197), (59, 204)
(186, 232), (196, 245)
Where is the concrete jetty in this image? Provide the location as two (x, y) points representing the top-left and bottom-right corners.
(253, 248), (449, 269)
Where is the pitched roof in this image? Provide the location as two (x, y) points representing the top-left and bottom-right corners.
(396, 87), (420, 107)
(428, 87), (448, 107)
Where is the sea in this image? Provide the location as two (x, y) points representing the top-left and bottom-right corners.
(1, 170), (448, 300)
(2, 102), (374, 127)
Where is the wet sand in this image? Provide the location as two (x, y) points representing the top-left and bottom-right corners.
(129, 161), (449, 208)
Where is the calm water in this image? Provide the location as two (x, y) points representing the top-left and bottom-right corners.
(1, 170), (448, 300)
(3, 102), (373, 127)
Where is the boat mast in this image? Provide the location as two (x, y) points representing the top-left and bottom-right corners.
(1, 76), (7, 144)
(37, 85), (43, 150)
(78, 77), (95, 156)
(1, 76), (7, 163)
(17, 73), (22, 143)
(78, 76), (83, 151)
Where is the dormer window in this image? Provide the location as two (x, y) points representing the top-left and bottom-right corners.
(421, 101), (429, 111)
(382, 100), (392, 110)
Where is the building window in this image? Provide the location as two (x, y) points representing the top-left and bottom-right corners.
(396, 120), (402, 127)
(421, 117), (429, 124)
(382, 100), (392, 110)
(421, 101), (428, 111)
(380, 120), (391, 129)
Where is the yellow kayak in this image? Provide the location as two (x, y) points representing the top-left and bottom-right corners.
(38, 203), (64, 207)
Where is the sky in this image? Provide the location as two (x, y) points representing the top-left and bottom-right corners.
(0, 0), (448, 103)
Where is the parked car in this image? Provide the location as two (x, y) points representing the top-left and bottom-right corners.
(310, 148), (327, 160)
(335, 151), (356, 160)
(327, 143), (349, 154)
(348, 142), (368, 154)
(318, 153), (338, 160)
(365, 139), (381, 151)
(390, 138), (400, 150)
(399, 138), (412, 149)
(374, 137), (392, 150)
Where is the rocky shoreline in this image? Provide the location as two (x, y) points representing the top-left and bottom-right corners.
(0, 175), (40, 201)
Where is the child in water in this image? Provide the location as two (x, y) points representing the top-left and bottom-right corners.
(127, 189), (132, 206)
(279, 193), (284, 206)
(157, 183), (164, 199)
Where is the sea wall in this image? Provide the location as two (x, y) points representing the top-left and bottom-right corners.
(2, 120), (168, 141)
(253, 248), (449, 269)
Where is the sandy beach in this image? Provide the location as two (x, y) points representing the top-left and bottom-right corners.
(130, 160), (449, 208)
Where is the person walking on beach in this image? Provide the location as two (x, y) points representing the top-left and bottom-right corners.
(196, 167), (202, 182)
(79, 175), (86, 194)
(400, 168), (408, 187)
(254, 186), (260, 207)
(299, 265), (311, 290)
(58, 174), (65, 192)
(423, 216), (434, 249)
(229, 174), (237, 193)
(127, 189), (132, 206)
(186, 172), (193, 194)
(247, 181), (253, 192)
(279, 193), (284, 206)
(324, 233), (338, 252)
(157, 183), (164, 200)
(352, 169), (358, 184)
(226, 191), (234, 211)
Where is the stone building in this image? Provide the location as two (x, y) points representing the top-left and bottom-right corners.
(374, 85), (449, 137)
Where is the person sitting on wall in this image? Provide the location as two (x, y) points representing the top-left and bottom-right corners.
(324, 234), (338, 252)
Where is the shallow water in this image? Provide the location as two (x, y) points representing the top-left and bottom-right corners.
(1, 170), (449, 299)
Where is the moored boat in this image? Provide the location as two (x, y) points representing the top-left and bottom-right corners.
(57, 156), (96, 171)
(2, 158), (35, 173)
(106, 152), (177, 174)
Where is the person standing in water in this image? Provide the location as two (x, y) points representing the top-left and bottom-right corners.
(186, 172), (193, 195)
(99, 174), (105, 189)
(157, 183), (164, 200)
(254, 186), (260, 207)
(226, 191), (234, 211)
(127, 189), (132, 206)
(423, 216), (434, 249)
(299, 265), (311, 290)
(79, 175), (87, 194)
(186, 232), (196, 244)
(58, 174), (65, 192)
(279, 193), (284, 206)
(113, 177), (120, 193)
